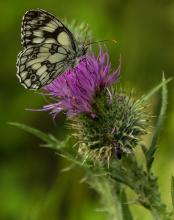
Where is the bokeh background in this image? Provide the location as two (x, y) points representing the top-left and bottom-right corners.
(0, 0), (174, 219)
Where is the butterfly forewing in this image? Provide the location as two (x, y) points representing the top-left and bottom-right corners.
(21, 9), (76, 50)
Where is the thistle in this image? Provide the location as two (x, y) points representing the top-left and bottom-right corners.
(12, 44), (173, 220)
(43, 49), (150, 163)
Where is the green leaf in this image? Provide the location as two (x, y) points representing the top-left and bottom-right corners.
(146, 74), (169, 171)
(57, 151), (92, 169)
(8, 122), (66, 150)
(141, 144), (148, 156)
(9, 122), (94, 171)
(171, 176), (174, 213)
(121, 189), (134, 220)
(141, 76), (172, 102)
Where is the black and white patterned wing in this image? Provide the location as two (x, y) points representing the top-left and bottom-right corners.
(21, 9), (77, 51)
(16, 43), (69, 90)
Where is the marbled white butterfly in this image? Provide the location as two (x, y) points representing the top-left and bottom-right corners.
(16, 9), (87, 90)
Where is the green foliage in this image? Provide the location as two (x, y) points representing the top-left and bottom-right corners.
(141, 76), (172, 103)
(9, 122), (60, 148)
(171, 176), (174, 214)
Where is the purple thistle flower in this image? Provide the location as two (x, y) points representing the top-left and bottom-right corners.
(43, 48), (120, 118)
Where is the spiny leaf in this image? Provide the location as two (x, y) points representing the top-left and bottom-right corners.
(121, 189), (134, 220)
(146, 73), (169, 171)
(56, 151), (92, 169)
(8, 122), (66, 150)
(141, 76), (172, 102)
(9, 122), (92, 169)
(41, 135), (71, 150)
(171, 176), (174, 213)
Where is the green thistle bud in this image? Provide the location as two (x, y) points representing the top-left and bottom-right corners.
(64, 18), (90, 43)
(69, 88), (150, 163)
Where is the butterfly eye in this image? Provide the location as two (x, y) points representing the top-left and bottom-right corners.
(82, 47), (87, 55)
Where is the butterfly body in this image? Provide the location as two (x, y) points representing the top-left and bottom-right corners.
(16, 9), (87, 90)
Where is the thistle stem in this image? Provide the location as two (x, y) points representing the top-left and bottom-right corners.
(110, 156), (172, 220)
(88, 175), (123, 220)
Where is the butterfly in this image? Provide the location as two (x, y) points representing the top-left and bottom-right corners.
(16, 9), (88, 90)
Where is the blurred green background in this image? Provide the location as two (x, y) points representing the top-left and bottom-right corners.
(0, 0), (174, 219)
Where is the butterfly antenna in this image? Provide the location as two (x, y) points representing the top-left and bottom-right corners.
(86, 39), (117, 46)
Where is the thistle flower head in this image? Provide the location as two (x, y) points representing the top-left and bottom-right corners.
(41, 47), (150, 163)
(43, 49), (120, 117)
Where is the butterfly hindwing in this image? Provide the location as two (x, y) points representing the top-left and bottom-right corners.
(21, 9), (76, 51)
(16, 43), (68, 90)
